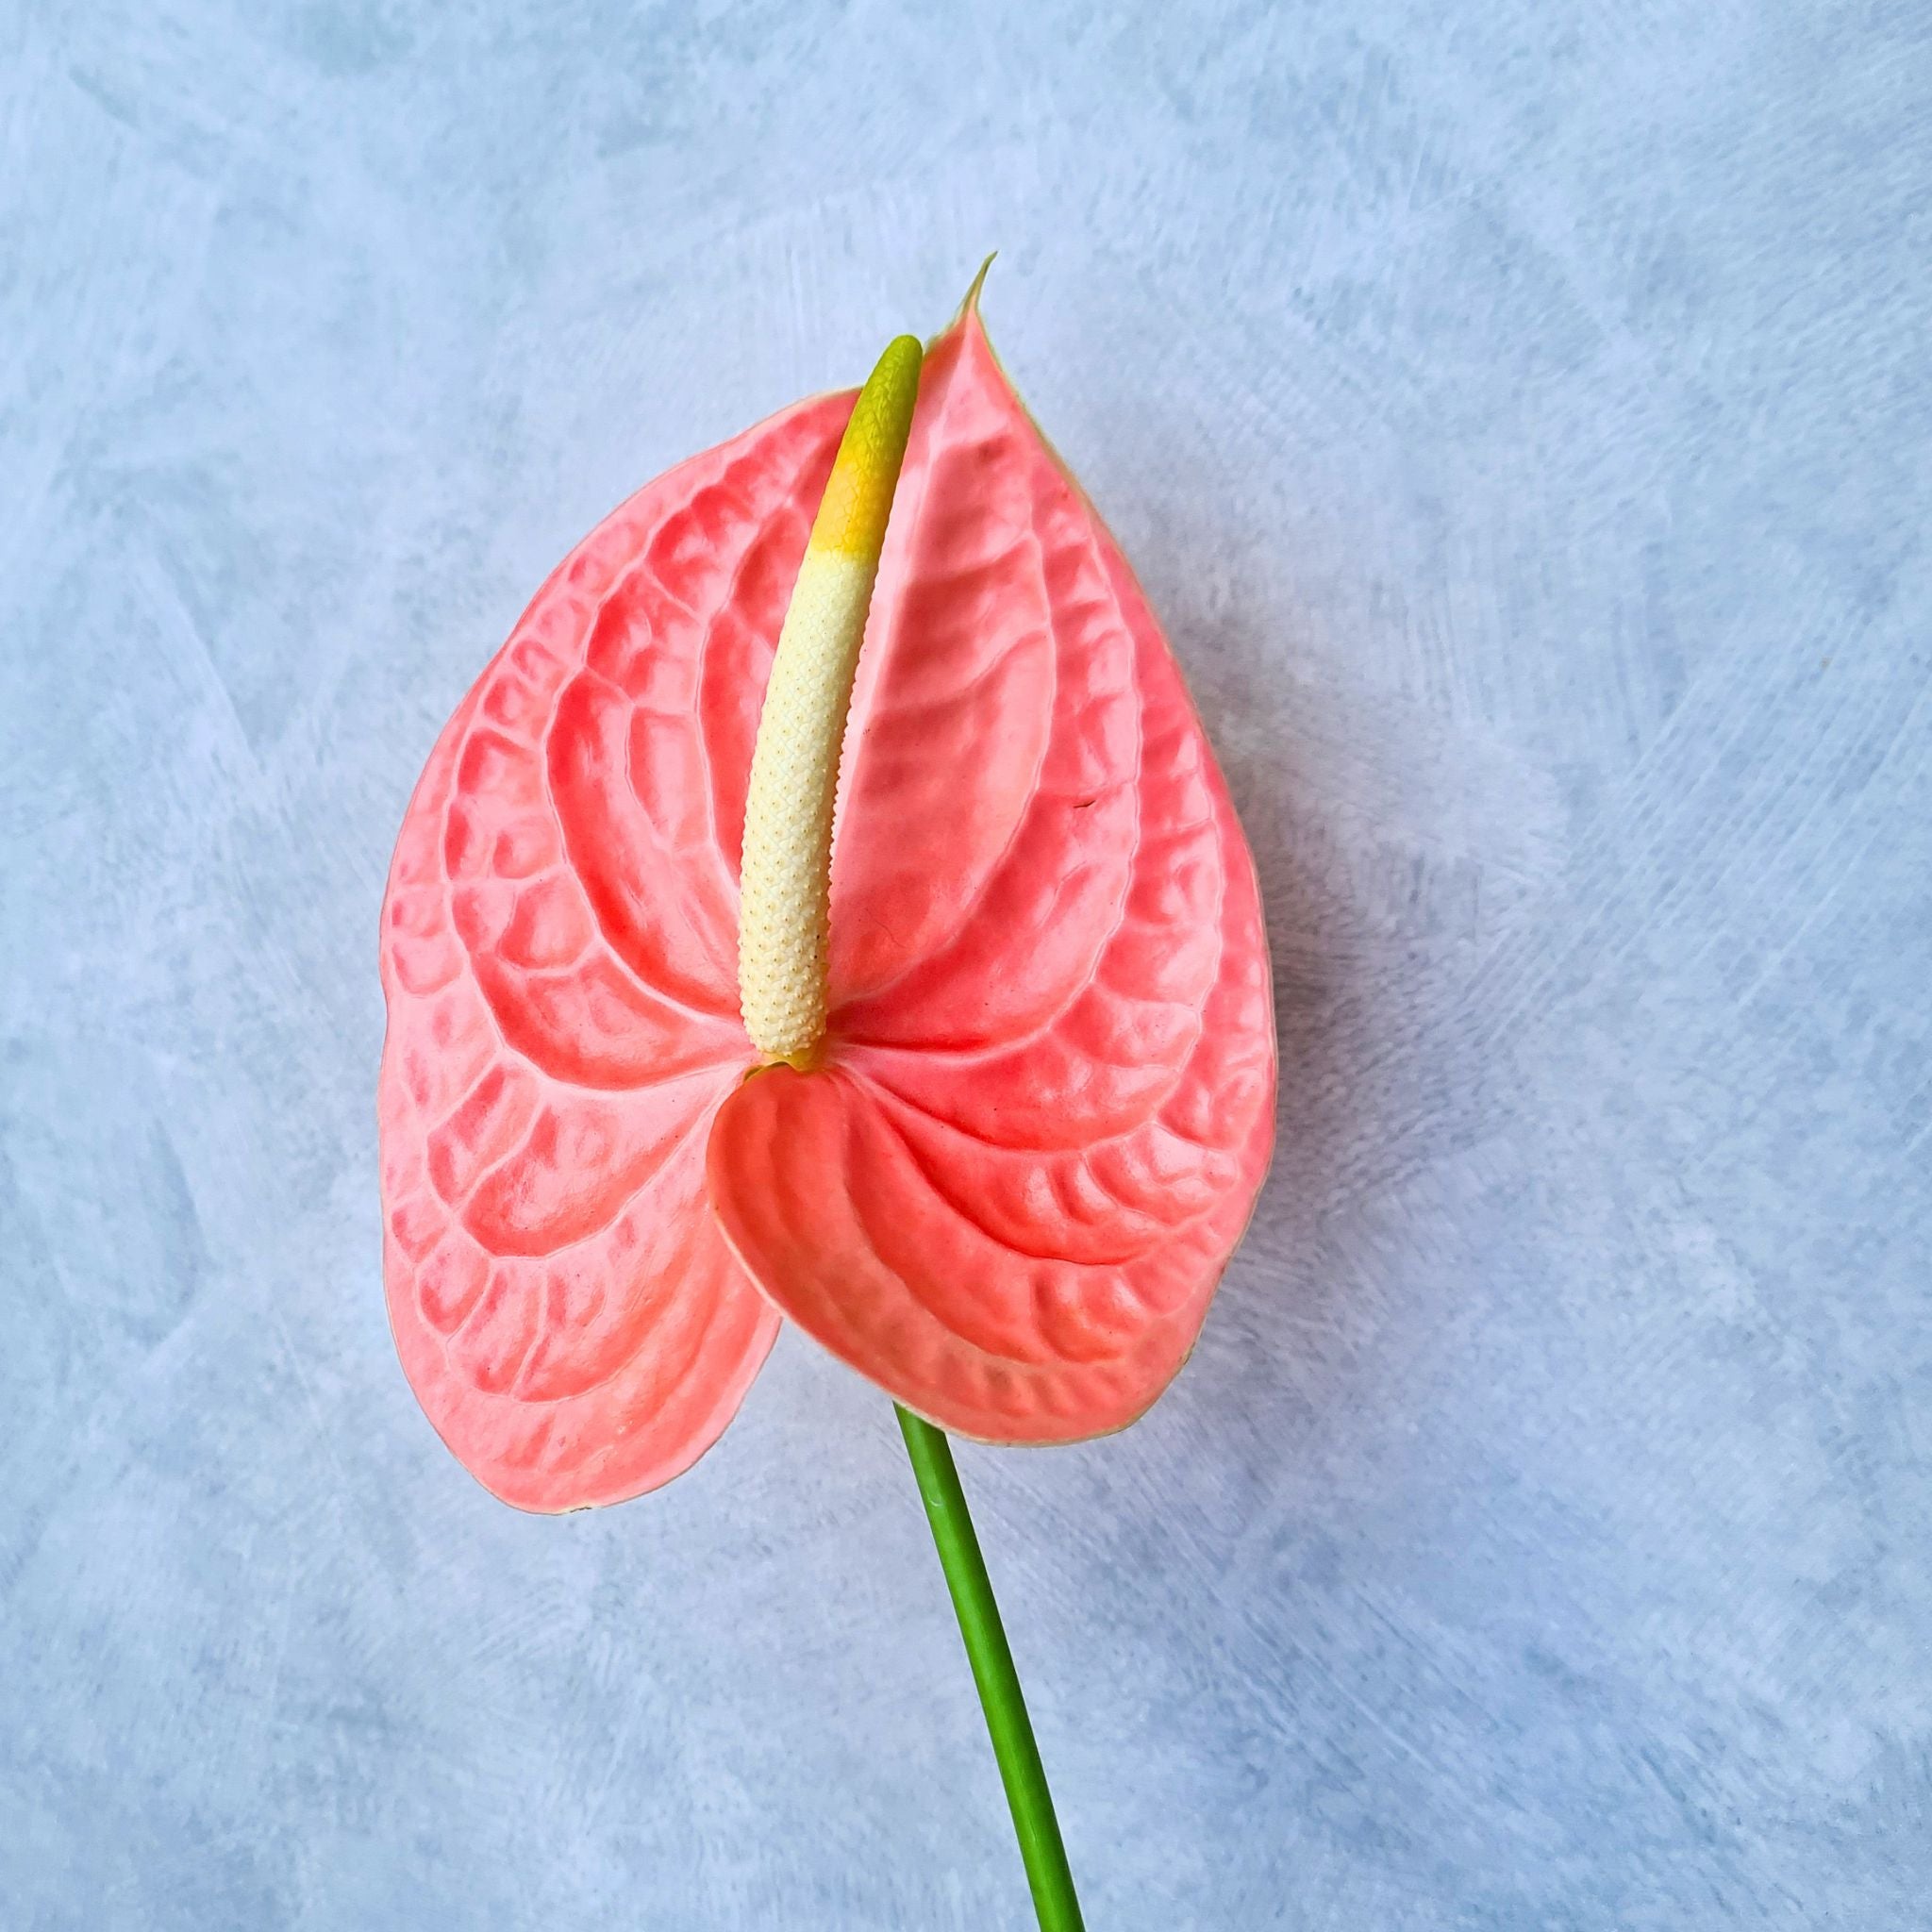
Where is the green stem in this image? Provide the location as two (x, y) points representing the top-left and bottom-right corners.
(895, 1405), (1087, 1932)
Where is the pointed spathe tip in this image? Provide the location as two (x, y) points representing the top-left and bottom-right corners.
(963, 251), (997, 313)
(934, 254), (997, 344)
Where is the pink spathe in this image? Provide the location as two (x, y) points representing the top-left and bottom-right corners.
(377, 305), (1277, 1511)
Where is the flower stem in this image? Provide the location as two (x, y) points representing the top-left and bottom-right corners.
(894, 1406), (1087, 1931)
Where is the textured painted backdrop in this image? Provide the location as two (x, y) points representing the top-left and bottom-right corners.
(4, 3), (1928, 1926)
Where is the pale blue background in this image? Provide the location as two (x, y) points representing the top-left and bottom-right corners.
(4, 3), (1928, 1926)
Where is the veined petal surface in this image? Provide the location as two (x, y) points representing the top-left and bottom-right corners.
(378, 392), (856, 1507)
(708, 308), (1276, 1441)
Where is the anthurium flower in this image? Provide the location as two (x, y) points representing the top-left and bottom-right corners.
(378, 281), (1276, 1513)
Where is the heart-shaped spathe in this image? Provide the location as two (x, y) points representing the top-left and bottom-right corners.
(378, 292), (1276, 1510)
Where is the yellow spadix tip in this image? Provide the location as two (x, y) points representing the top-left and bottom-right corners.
(809, 334), (923, 562)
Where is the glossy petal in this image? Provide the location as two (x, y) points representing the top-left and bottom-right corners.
(377, 391), (858, 1507)
(707, 308), (1277, 1441)
(382, 301), (1277, 1495)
